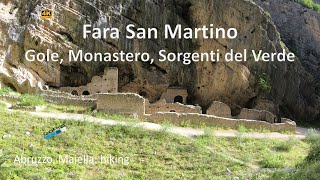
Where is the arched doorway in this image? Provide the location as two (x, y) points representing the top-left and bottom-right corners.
(174, 95), (183, 104)
(82, 91), (90, 96)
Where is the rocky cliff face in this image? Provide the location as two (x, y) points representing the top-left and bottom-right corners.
(256, 0), (320, 80)
(0, 0), (319, 122)
(255, 0), (320, 121)
(187, 0), (319, 122)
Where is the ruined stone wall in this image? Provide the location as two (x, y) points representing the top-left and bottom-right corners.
(146, 100), (202, 114)
(145, 113), (296, 132)
(42, 95), (96, 107)
(11, 105), (45, 111)
(60, 67), (118, 96)
(238, 108), (276, 123)
(0, 95), (20, 104)
(42, 90), (97, 98)
(97, 93), (145, 117)
(40, 90), (294, 132)
(160, 88), (188, 104)
(207, 101), (232, 118)
(41, 90), (96, 107)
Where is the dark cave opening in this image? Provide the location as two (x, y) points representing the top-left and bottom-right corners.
(2, 82), (17, 92)
(174, 95), (183, 103)
(82, 91), (90, 96)
(57, 31), (74, 43)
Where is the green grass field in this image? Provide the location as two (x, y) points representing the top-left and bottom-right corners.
(0, 90), (318, 179)
(0, 105), (311, 179)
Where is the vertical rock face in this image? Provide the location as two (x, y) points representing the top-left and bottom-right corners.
(0, 2), (45, 93)
(0, 0), (319, 122)
(255, 0), (320, 121)
(0, 0), (192, 97)
(256, 0), (320, 80)
(188, 0), (319, 122)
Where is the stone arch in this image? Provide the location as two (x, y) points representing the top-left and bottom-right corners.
(174, 95), (183, 103)
(71, 90), (78, 96)
(82, 91), (90, 96)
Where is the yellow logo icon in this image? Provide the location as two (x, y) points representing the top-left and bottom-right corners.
(40, 10), (53, 19)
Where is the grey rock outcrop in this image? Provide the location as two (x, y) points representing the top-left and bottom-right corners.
(256, 0), (320, 80)
(255, 0), (320, 121)
(0, 0), (319, 122)
(188, 0), (319, 121)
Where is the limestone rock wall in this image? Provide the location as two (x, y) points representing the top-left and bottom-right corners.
(187, 0), (320, 121)
(0, 0), (319, 122)
(256, 0), (320, 80)
(14, 0), (193, 102)
(255, 0), (320, 122)
(0, 2), (45, 93)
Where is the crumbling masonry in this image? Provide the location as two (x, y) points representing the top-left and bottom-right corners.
(48, 67), (296, 132)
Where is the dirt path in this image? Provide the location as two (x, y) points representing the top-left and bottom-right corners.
(7, 109), (314, 173)
(23, 111), (308, 140)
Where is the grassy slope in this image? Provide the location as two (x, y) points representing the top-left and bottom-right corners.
(0, 105), (310, 179)
(271, 130), (320, 179)
(0, 108), (243, 179)
(0, 89), (312, 178)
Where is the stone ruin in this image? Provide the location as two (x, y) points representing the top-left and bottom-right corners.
(207, 101), (232, 118)
(40, 89), (296, 132)
(97, 93), (296, 132)
(238, 108), (276, 123)
(60, 67), (118, 96)
(160, 87), (188, 104)
(97, 93), (145, 117)
(145, 99), (202, 114)
(38, 67), (296, 132)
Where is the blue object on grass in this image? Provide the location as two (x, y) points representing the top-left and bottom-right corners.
(44, 127), (66, 140)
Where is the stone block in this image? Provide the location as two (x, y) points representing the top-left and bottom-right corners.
(238, 108), (276, 123)
(97, 93), (145, 117)
(207, 101), (232, 118)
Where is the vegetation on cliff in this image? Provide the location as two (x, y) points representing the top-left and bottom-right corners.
(295, 0), (320, 12)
